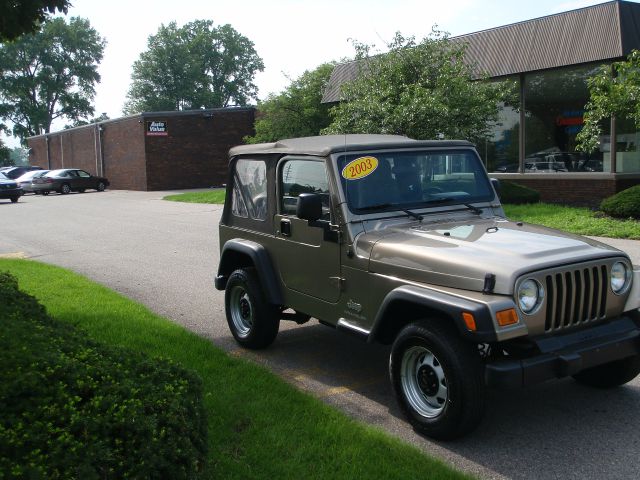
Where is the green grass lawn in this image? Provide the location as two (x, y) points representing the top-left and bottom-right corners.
(0, 259), (472, 480)
(503, 203), (640, 239)
(163, 189), (226, 204)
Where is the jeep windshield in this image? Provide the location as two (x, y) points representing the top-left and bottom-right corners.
(336, 149), (494, 215)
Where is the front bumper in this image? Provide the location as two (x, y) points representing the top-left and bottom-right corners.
(485, 315), (640, 388)
(31, 183), (54, 192)
(0, 187), (23, 199)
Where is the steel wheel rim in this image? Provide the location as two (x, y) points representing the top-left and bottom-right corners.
(400, 345), (448, 418)
(229, 285), (253, 338)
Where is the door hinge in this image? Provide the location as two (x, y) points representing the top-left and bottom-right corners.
(329, 276), (345, 290)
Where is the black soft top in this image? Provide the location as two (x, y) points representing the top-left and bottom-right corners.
(229, 135), (474, 159)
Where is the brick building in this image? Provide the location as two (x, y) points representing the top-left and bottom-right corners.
(26, 107), (255, 191)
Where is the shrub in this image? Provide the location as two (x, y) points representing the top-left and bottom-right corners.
(0, 273), (207, 479)
(498, 181), (541, 204)
(600, 185), (640, 219)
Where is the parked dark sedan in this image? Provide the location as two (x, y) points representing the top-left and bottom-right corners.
(31, 169), (110, 195)
(0, 172), (23, 203)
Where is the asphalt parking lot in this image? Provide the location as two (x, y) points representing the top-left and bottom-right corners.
(2, 190), (640, 480)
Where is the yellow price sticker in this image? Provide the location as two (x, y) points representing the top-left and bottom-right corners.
(341, 156), (379, 180)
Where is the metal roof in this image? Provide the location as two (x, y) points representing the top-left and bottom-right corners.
(229, 134), (473, 158)
(322, 1), (640, 103)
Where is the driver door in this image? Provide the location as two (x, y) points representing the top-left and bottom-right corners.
(274, 158), (341, 303)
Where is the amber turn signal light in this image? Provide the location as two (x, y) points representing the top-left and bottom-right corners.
(462, 312), (477, 331)
(496, 308), (519, 326)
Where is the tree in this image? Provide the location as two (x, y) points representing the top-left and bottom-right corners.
(0, 0), (69, 42)
(577, 50), (640, 153)
(245, 63), (336, 144)
(9, 146), (29, 165)
(65, 112), (110, 129)
(0, 138), (10, 167)
(124, 20), (264, 114)
(324, 30), (516, 143)
(0, 17), (105, 142)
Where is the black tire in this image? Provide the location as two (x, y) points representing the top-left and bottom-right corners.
(389, 320), (485, 440)
(60, 183), (71, 194)
(572, 355), (640, 388)
(225, 268), (279, 349)
(10, 197), (19, 203)
(97, 182), (106, 192)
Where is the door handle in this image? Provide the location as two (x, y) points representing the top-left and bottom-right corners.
(280, 219), (291, 236)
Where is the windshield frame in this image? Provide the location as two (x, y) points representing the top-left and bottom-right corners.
(333, 147), (495, 216)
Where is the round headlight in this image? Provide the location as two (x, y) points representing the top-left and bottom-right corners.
(517, 279), (542, 314)
(610, 262), (630, 294)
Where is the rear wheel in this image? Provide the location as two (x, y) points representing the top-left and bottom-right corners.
(10, 197), (18, 203)
(225, 268), (279, 349)
(572, 355), (640, 388)
(97, 181), (106, 192)
(390, 320), (485, 440)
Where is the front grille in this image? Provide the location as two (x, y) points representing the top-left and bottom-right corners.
(544, 265), (608, 332)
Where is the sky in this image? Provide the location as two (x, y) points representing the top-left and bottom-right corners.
(1, 0), (615, 148)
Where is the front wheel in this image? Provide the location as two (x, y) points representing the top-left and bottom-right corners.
(225, 268), (279, 349)
(10, 197), (19, 203)
(390, 321), (485, 440)
(572, 355), (640, 388)
(60, 183), (71, 194)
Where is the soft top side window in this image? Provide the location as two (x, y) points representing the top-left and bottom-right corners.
(232, 159), (267, 221)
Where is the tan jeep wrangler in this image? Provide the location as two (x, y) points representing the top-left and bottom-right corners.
(215, 135), (640, 439)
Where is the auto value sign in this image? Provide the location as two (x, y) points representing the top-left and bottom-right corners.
(146, 121), (168, 136)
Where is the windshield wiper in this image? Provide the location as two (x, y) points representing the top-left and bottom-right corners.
(358, 203), (423, 221)
(402, 209), (423, 221)
(463, 203), (483, 215)
(425, 198), (483, 215)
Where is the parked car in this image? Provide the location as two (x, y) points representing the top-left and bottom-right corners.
(31, 169), (109, 195)
(1, 165), (43, 179)
(524, 160), (568, 173)
(0, 171), (23, 203)
(14, 170), (49, 193)
(216, 135), (640, 440)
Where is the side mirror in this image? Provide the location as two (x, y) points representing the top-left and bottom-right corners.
(297, 193), (322, 221)
(490, 178), (501, 196)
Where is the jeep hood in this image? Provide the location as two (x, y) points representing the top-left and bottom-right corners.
(359, 218), (625, 295)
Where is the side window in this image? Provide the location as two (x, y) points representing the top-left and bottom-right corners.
(280, 160), (330, 219)
(231, 159), (267, 221)
(78, 170), (90, 178)
(68, 170), (79, 177)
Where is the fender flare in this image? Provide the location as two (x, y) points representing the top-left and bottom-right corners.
(368, 285), (502, 343)
(216, 238), (283, 305)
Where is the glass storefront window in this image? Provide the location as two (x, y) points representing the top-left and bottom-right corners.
(524, 64), (606, 173)
(482, 99), (520, 173)
(613, 117), (640, 173)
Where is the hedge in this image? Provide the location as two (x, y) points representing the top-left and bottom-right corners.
(600, 185), (640, 219)
(0, 273), (208, 479)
